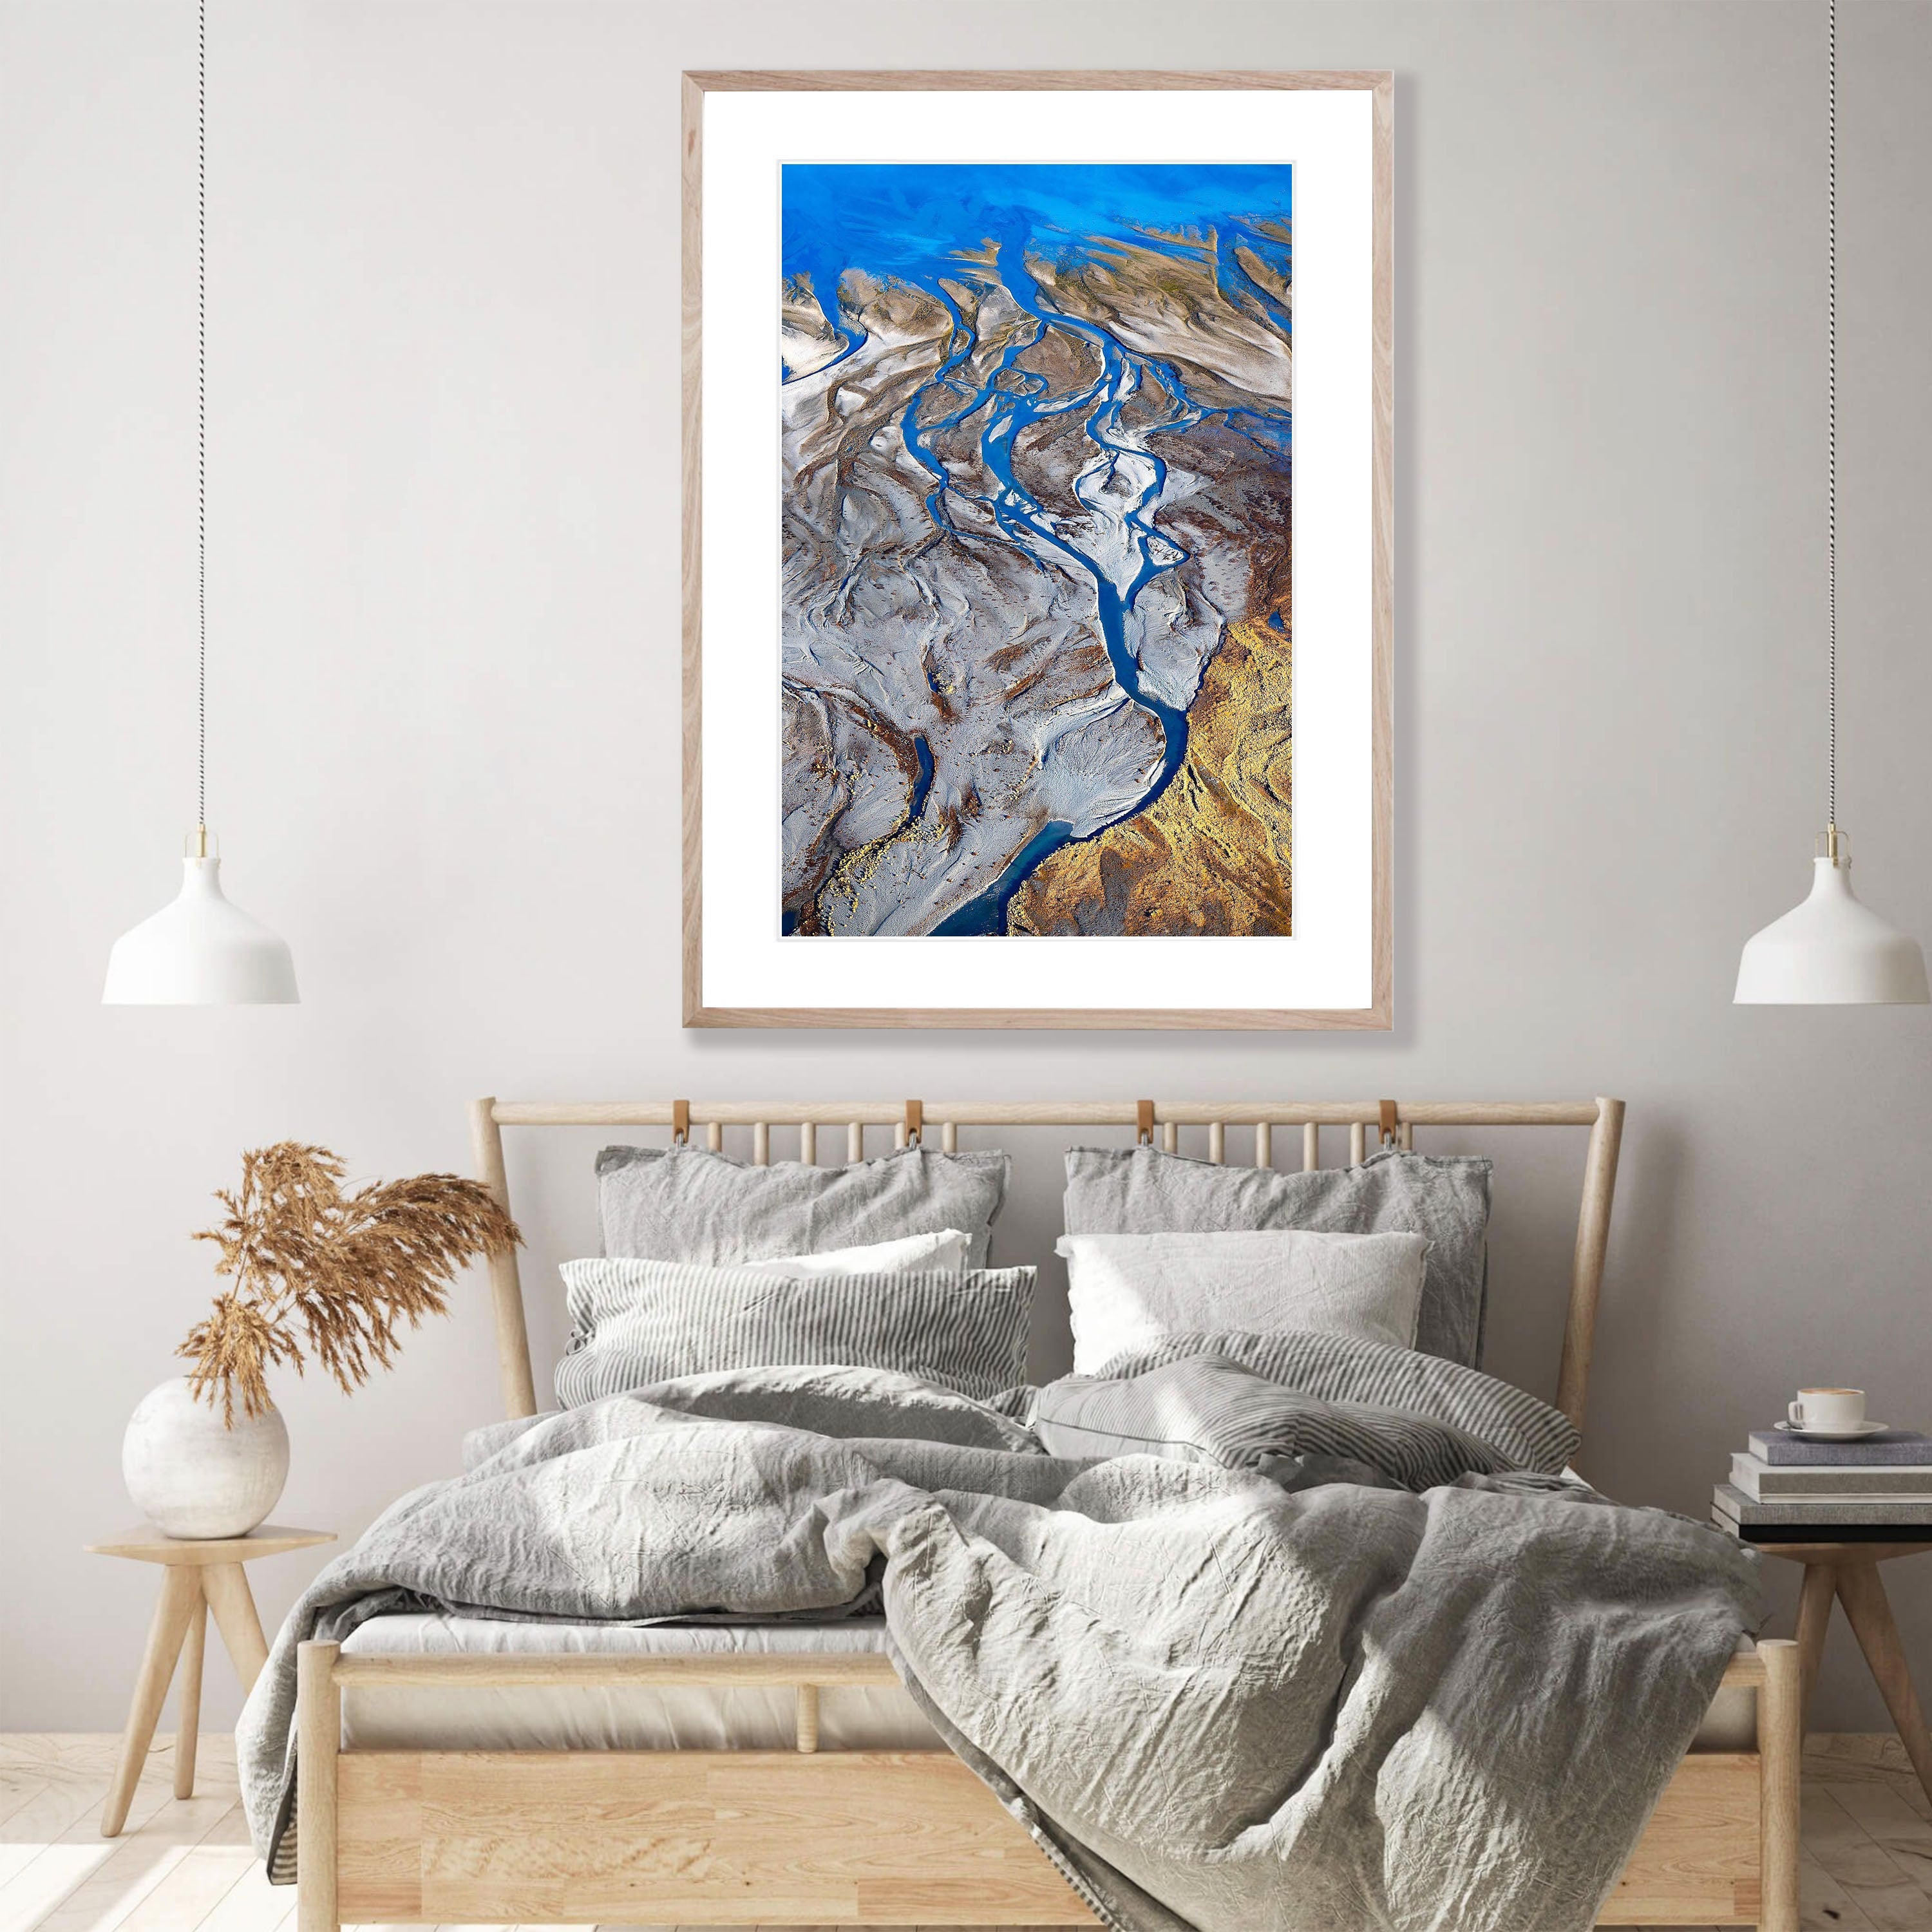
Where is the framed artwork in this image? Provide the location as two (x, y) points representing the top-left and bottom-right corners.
(683, 70), (1391, 1028)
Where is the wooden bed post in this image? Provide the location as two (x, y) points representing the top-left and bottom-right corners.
(1554, 1096), (1624, 1438)
(1757, 1638), (1801, 1932)
(470, 1097), (539, 1420)
(297, 1640), (341, 1932)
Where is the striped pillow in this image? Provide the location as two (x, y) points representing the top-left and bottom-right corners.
(1078, 1329), (1580, 1475)
(1030, 1356), (1530, 1492)
(556, 1258), (1035, 1408)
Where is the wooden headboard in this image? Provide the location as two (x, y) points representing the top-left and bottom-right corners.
(469, 1096), (1625, 1441)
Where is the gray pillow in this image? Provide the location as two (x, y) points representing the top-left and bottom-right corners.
(598, 1144), (1010, 1269)
(1066, 1329), (1578, 1475)
(555, 1258), (1034, 1407)
(1028, 1354), (1548, 1490)
(1062, 1146), (1492, 1366)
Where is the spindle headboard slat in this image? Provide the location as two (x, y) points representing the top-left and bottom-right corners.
(468, 1097), (1625, 1444)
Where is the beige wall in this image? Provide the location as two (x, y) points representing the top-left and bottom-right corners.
(4, 0), (1930, 1732)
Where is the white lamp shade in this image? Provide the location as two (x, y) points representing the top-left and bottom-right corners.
(1734, 855), (1929, 1005)
(102, 855), (299, 1005)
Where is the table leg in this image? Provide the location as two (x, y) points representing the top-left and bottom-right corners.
(1835, 1560), (1932, 1804)
(202, 1561), (269, 1692)
(173, 1582), (206, 1799)
(100, 1565), (199, 1837)
(1794, 1561), (1837, 1722)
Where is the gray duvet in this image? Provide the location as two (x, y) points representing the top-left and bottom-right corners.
(237, 1356), (1760, 1932)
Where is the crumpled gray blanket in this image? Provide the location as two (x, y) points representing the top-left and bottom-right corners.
(237, 1356), (1761, 1932)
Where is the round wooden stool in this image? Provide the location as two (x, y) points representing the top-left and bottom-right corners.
(1759, 1537), (1932, 1803)
(86, 1520), (335, 1837)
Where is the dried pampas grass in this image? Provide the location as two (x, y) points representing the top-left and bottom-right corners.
(180, 1142), (522, 1425)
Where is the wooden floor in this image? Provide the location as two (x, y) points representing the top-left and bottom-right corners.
(4, 1734), (1929, 1932)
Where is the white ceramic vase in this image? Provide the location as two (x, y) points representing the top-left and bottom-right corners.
(122, 1377), (289, 1539)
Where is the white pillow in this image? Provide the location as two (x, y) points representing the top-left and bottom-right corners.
(734, 1227), (971, 1278)
(1055, 1229), (1430, 1373)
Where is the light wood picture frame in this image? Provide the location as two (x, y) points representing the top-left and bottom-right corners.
(682, 70), (1394, 1029)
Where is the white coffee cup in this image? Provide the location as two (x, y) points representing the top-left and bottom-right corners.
(1788, 1387), (1866, 1433)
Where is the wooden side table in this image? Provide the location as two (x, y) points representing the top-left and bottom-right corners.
(1752, 1537), (1932, 1804)
(87, 1521), (334, 1837)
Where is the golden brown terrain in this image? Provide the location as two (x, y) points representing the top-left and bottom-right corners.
(1009, 611), (1292, 936)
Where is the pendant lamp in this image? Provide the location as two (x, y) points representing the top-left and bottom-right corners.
(104, 0), (298, 1006)
(1734, 0), (1927, 1006)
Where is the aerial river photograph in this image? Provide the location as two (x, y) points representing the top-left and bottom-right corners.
(780, 161), (1294, 938)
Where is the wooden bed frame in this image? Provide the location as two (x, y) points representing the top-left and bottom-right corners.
(294, 1096), (1799, 1931)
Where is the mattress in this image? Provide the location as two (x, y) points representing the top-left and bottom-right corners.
(338, 1613), (1758, 1754)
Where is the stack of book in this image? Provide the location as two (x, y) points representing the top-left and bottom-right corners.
(1714, 1429), (1932, 1540)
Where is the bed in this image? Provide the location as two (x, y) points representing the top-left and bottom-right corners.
(289, 1095), (1799, 1932)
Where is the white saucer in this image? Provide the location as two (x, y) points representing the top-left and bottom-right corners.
(1775, 1419), (1890, 1441)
